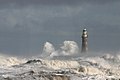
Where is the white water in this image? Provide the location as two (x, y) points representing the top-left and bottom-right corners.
(41, 41), (79, 58)
(0, 54), (26, 67)
(0, 41), (120, 80)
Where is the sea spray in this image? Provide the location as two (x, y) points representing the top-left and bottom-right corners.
(60, 41), (79, 55)
(41, 42), (55, 58)
(41, 41), (79, 58)
(0, 41), (120, 79)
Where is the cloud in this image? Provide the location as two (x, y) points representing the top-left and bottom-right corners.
(0, 0), (119, 7)
(0, 1), (119, 36)
(0, 5), (83, 34)
(0, 0), (120, 56)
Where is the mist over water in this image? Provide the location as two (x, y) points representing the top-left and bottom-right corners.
(40, 41), (120, 58)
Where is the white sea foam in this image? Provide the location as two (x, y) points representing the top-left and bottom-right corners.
(0, 41), (120, 80)
(42, 60), (80, 69)
(0, 54), (26, 67)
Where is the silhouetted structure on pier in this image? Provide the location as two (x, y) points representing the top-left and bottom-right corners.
(81, 28), (88, 53)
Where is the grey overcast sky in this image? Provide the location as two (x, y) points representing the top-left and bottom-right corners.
(0, 0), (120, 57)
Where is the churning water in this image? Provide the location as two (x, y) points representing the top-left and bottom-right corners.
(0, 41), (120, 80)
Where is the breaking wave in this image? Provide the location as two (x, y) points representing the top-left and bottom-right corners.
(0, 54), (26, 67)
(41, 41), (79, 58)
(0, 41), (120, 80)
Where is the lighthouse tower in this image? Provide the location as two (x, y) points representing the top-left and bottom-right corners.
(81, 28), (88, 53)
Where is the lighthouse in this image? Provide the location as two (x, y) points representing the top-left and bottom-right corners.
(81, 28), (88, 53)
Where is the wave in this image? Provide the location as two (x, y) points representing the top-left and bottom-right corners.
(0, 53), (120, 79)
(41, 41), (79, 58)
(0, 54), (26, 67)
(0, 41), (120, 79)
